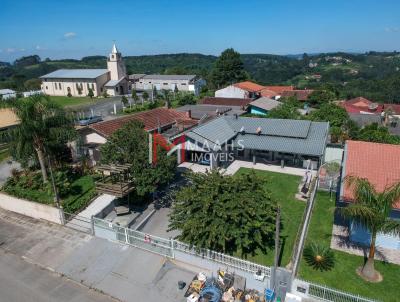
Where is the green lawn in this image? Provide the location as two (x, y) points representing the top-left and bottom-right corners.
(236, 168), (305, 267)
(49, 96), (98, 108)
(299, 192), (400, 302)
(2, 173), (97, 214)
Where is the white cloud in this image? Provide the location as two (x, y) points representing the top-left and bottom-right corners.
(6, 48), (16, 53)
(64, 32), (77, 38)
(385, 27), (399, 33)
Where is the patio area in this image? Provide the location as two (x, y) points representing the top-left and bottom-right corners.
(178, 160), (317, 177)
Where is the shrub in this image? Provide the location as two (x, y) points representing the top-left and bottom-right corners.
(303, 243), (335, 271)
(67, 91), (72, 97)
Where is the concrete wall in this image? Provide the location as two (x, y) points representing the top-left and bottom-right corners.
(0, 192), (64, 224)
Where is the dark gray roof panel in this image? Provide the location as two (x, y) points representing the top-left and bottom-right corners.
(186, 117), (236, 146)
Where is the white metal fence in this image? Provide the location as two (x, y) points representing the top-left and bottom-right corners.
(92, 217), (379, 302)
(293, 278), (379, 302)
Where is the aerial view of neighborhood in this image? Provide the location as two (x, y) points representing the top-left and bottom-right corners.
(1, 1), (400, 301)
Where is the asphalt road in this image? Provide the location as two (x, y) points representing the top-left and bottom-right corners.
(0, 249), (116, 302)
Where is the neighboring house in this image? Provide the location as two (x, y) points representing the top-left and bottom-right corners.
(0, 109), (19, 131)
(280, 89), (314, 101)
(22, 90), (42, 98)
(132, 74), (206, 95)
(199, 97), (253, 109)
(249, 97), (282, 115)
(338, 97), (383, 114)
(215, 81), (266, 99)
(340, 140), (400, 250)
(0, 89), (16, 100)
(265, 85), (294, 95)
(179, 116), (329, 169)
(348, 113), (382, 128)
(73, 107), (198, 165)
(40, 43), (128, 97)
(175, 104), (246, 120)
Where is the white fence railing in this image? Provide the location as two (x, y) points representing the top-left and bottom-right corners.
(293, 278), (379, 302)
(92, 217), (378, 302)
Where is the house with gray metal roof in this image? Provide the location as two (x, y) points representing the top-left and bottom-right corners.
(131, 74), (206, 95)
(40, 43), (128, 97)
(249, 97), (282, 115)
(181, 115), (329, 169)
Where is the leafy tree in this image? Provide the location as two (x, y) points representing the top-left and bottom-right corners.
(176, 92), (196, 106)
(267, 97), (302, 119)
(142, 91), (149, 103)
(121, 95), (129, 107)
(174, 84), (179, 94)
(4, 95), (76, 183)
(356, 123), (400, 144)
(152, 86), (158, 101)
(131, 89), (139, 105)
(24, 78), (42, 90)
(102, 91), (108, 98)
(307, 90), (336, 107)
(100, 121), (176, 196)
(169, 170), (277, 255)
(87, 88), (94, 98)
(210, 48), (248, 88)
(340, 176), (400, 281)
(162, 89), (171, 108)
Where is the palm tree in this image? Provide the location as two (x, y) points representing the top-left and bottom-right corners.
(341, 175), (400, 282)
(5, 95), (75, 183)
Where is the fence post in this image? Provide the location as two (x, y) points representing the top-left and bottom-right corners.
(124, 227), (129, 244)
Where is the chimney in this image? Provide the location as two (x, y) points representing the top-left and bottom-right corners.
(186, 110), (191, 119)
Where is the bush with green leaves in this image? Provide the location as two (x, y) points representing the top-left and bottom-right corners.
(303, 243), (335, 271)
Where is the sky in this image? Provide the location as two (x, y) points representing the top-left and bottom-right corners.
(1, 0), (400, 62)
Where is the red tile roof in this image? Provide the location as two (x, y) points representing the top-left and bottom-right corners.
(260, 88), (279, 98)
(90, 107), (195, 137)
(339, 97), (384, 114)
(233, 81), (266, 92)
(342, 140), (400, 209)
(281, 89), (314, 101)
(199, 97), (253, 107)
(383, 104), (400, 115)
(265, 85), (294, 94)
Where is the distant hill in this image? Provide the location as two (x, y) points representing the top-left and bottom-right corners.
(1, 51), (400, 103)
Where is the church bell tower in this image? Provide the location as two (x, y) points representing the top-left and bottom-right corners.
(107, 43), (127, 81)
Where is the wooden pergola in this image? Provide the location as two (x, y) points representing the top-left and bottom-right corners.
(95, 164), (135, 198)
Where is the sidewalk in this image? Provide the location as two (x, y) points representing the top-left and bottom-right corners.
(0, 208), (196, 302)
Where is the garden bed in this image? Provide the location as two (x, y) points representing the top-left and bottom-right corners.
(298, 191), (399, 302)
(2, 169), (97, 214)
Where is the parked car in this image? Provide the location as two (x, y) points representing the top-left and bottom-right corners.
(77, 115), (103, 126)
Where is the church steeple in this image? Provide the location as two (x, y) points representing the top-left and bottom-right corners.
(107, 42), (126, 80)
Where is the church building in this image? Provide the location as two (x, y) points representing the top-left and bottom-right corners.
(40, 43), (128, 97)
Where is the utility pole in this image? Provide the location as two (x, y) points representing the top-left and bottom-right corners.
(272, 206), (281, 290)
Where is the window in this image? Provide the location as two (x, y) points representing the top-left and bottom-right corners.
(54, 83), (57, 90)
(181, 83), (186, 85)
(59, 83), (61, 90)
(163, 83), (168, 85)
(111, 55), (114, 59)
(46, 86), (48, 90)
(87, 83), (90, 90)
(116, 86), (119, 92)
(91, 83), (95, 90)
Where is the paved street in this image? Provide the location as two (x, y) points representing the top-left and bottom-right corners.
(0, 249), (116, 302)
(0, 209), (196, 302)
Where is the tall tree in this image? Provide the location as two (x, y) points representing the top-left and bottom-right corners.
(307, 90), (336, 108)
(131, 89), (139, 105)
(210, 48), (248, 89)
(341, 176), (400, 281)
(267, 97), (302, 119)
(4, 95), (76, 183)
(100, 121), (176, 196)
(169, 170), (277, 255)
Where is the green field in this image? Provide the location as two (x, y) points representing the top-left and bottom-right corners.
(49, 96), (98, 108)
(299, 192), (400, 302)
(235, 168), (305, 267)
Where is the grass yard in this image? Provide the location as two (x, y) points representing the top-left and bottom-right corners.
(236, 168), (305, 267)
(298, 191), (400, 302)
(2, 173), (97, 214)
(49, 96), (98, 108)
